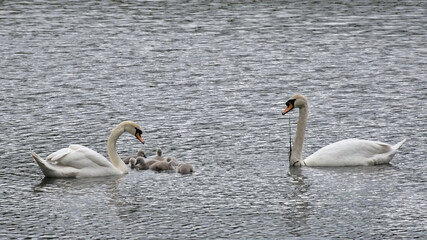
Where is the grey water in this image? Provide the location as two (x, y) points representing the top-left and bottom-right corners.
(1, 0), (426, 239)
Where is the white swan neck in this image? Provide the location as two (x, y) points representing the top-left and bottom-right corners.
(107, 126), (128, 173)
(291, 106), (307, 166)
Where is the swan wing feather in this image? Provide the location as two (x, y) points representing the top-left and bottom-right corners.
(46, 144), (113, 169)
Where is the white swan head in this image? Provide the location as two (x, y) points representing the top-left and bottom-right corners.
(282, 94), (308, 115)
(118, 121), (144, 144)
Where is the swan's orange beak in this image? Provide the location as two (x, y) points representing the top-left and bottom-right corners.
(282, 102), (294, 115)
(136, 132), (144, 144)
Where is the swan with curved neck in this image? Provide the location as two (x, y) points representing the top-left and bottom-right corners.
(31, 121), (144, 178)
(282, 94), (406, 167)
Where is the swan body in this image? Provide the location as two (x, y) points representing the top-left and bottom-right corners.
(282, 94), (406, 167)
(303, 138), (406, 167)
(31, 121), (145, 178)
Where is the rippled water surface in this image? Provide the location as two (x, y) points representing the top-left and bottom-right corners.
(1, 1), (426, 239)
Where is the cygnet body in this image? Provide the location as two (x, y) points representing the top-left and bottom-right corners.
(153, 148), (165, 161)
(145, 148), (165, 166)
(178, 163), (194, 174)
(145, 159), (160, 167)
(149, 158), (177, 172)
(135, 156), (149, 170)
(129, 157), (137, 169)
(123, 150), (146, 164)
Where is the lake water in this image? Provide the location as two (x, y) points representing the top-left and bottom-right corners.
(1, 1), (426, 239)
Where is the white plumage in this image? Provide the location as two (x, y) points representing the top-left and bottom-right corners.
(282, 94), (406, 167)
(31, 121), (144, 178)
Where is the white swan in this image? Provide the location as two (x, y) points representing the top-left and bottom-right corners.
(31, 121), (145, 178)
(282, 94), (406, 167)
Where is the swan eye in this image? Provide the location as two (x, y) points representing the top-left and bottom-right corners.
(283, 99), (296, 115)
(286, 99), (296, 107)
(135, 128), (142, 135)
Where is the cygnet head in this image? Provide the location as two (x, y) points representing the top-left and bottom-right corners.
(135, 156), (149, 170)
(129, 157), (137, 169)
(137, 150), (146, 158)
(156, 148), (163, 157)
(136, 156), (145, 165)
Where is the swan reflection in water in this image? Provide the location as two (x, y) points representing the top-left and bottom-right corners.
(33, 175), (142, 221)
(282, 167), (311, 237)
(33, 175), (123, 193)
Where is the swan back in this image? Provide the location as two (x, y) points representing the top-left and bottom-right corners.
(304, 139), (405, 167)
(47, 144), (113, 169)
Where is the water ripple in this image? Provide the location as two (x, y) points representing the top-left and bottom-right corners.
(0, 1), (425, 239)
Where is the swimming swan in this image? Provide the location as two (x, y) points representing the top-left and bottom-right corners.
(282, 94), (406, 167)
(31, 121), (145, 178)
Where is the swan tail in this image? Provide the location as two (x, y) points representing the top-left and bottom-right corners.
(31, 150), (52, 176)
(31, 150), (44, 164)
(31, 150), (74, 178)
(392, 139), (406, 152)
(373, 139), (406, 165)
